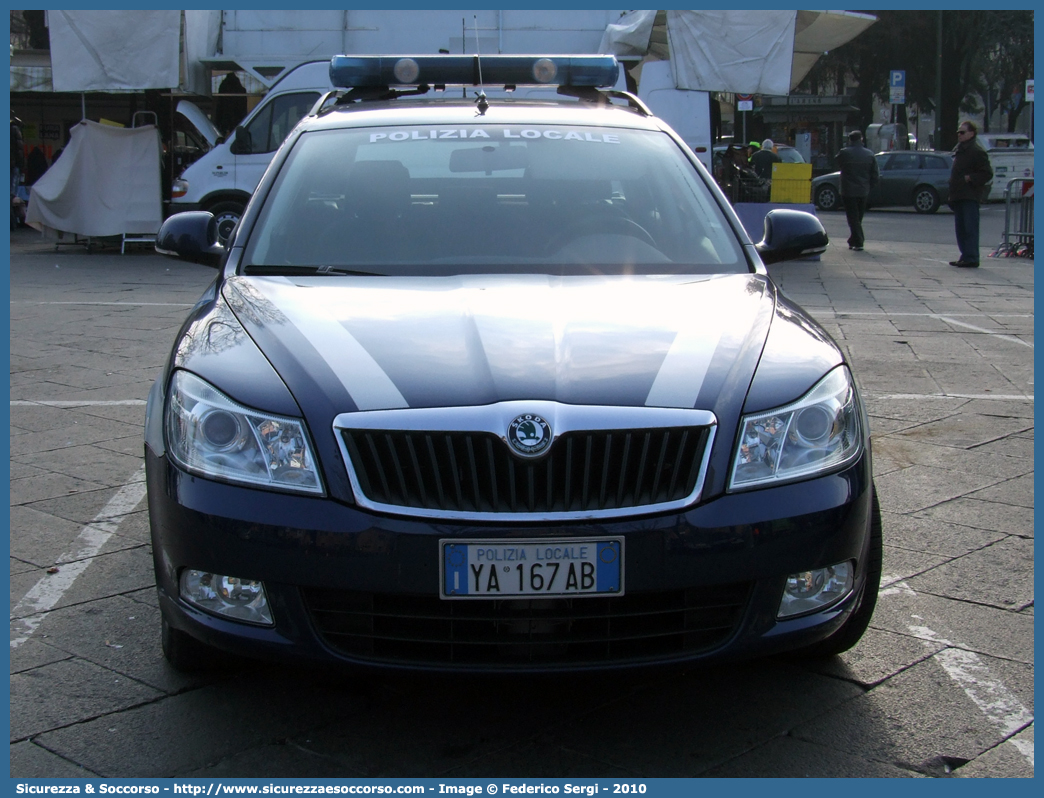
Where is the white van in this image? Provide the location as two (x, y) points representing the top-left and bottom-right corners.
(865, 123), (909, 153)
(634, 60), (713, 170)
(170, 61), (331, 242)
(978, 132), (1034, 201)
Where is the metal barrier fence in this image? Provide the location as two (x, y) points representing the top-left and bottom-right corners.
(989, 178), (1034, 259)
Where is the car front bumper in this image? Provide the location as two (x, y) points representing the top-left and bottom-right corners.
(146, 446), (874, 673)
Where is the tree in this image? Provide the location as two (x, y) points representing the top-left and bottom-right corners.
(798, 10), (1034, 149)
(967, 11), (1034, 133)
(798, 12), (936, 127)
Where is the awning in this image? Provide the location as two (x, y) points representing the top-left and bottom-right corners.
(600, 10), (876, 95)
(790, 11), (879, 89)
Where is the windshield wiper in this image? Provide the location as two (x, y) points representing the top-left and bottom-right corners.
(244, 264), (384, 277)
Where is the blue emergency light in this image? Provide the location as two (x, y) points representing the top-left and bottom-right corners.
(329, 54), (620, 90)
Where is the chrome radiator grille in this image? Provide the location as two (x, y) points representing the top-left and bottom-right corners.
(342, 426), (710, 516)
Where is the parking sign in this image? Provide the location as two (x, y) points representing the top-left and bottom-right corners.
(889, 70), (905, 104)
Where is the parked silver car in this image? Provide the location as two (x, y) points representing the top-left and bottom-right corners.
(813, 151), (953, 214)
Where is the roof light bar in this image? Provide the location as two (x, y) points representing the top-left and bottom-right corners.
(329, 55), (620, 90)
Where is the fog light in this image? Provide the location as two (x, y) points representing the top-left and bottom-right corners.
(777, 561), (854, 619)
(179, 569), (274, 626)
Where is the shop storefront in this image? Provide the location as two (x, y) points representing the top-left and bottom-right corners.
(756, 95), (860, 174)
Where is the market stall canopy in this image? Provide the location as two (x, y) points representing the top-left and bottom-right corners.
(46, 10), (219, 95)
(599, 10), (877, 96)
(789, 11), (878, 90)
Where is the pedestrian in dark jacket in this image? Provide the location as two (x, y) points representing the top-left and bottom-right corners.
(948, 121), (993, 267)
(835, 130), (879, 250)
(26, 145), (48, 185)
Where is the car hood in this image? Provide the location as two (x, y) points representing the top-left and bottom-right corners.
(176, 100), (221, 148)
(222, 273), (780, 416)
(812, 171), (840, 184)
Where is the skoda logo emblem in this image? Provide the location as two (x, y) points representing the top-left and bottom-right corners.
(508, 413), (552, 457)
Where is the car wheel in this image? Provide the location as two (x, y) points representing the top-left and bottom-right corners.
(792, 486), (883, 658)
(814, 184), (840, 212)
(913, 186), (940, 214)
(207, 201), (245, 245)
(161, 615), (223, 672)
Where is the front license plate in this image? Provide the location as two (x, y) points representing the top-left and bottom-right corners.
(440, 538), (623, 599)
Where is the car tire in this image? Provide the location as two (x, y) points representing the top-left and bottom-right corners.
(161, 615), (223, 672)
(814, 184), (840, 212)
(792, 486), (883, 658)
(913, 186), (940, 214)
(207, 201), (246, 246)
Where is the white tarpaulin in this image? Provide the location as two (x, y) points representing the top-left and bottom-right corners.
(183, 10), (223, 96)
(48, 10), (181, 92)
(667, 10), (797, 95)
(600, 10), (876, 95)
(27, 121), (163, 238)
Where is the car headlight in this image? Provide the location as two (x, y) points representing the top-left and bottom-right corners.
(730, 366), (863, 490)
(166, 370), (323, 494)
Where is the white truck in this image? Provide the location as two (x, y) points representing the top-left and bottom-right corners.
(978, 132), (1034, 201)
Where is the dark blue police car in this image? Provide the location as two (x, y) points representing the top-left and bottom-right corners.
(149, 54), (880, 672)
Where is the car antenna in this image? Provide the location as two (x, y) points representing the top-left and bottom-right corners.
(460, 20), (468, 99)
(472, 15), (488, 115)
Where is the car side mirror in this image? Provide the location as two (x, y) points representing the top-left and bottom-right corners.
(755, 209), (829, 264)
(228, 125), (252, 155)
(155, 211), (226, 268)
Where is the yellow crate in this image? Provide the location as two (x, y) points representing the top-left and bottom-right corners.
(769, 162), (812, 204)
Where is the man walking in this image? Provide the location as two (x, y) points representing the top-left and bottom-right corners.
(835, 130), (878, 251)
(948, 121), (993, 267)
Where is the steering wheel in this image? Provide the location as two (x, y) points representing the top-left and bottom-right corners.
(544, 215), (657, 255)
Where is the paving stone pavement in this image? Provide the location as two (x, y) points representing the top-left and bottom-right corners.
(7, 210), (1033, 778)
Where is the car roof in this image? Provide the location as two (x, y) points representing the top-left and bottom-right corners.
(303, 97), (665, 134)
(874, 150), (951, 157)
(714, 143), (797, 149)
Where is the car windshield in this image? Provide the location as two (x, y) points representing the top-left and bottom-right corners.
(242, 123), (747, 277)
